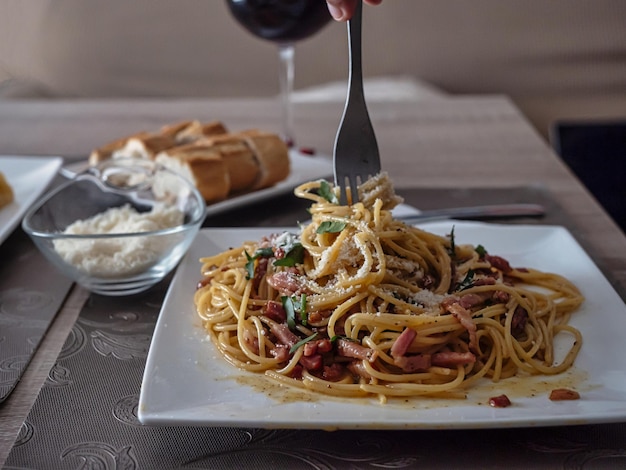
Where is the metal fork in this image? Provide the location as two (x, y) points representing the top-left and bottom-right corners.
(333, 0), (381, 205)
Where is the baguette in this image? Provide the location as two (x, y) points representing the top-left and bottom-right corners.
(199, 134), (260, 192)
(160, 120), (228, 144)
(113, 134), (176, 160)
(0, 172), (14, 209)
(155, 145), (230, 203)
(238, 129), (290, 189)
(88, 131), (150, 165)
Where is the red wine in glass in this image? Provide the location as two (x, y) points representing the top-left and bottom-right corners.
(225, 0), (332, 146)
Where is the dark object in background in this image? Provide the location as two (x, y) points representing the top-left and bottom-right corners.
(550, 120), (626, 232)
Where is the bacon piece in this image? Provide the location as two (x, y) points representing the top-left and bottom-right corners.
(269, 321), (299, 348)
(431, 351), (476, 367)
(252, 257), (268, 290)
(264, 300), (286, 323)
(322, 363), (345, 382)
(303, 339), (333, 357)
(242, 329), (259, 355)
(549, 388), (580, 401)
(512, 306), (528, 333)
(485, 254), (512, 273)
(270, 344), (290, 362)
(473, 277), (496, 286)
(489, 394), (511, 407)
(303, 341), (317, 357)
(288, 364), (303, 379)
(316, 339), (333, 353)
(196, 276), (212, 289)
(492, 290), (510, 303)
(336, 338), (378, 363)
(267, 270), (309, 296)
(299, 354), (323, 371)
(394, 354), (431, 372)
(346, 360), (371, 380)
(459, 293), (486, 309)
(390, 328), (417, 358)
(445, 302), (479, 353)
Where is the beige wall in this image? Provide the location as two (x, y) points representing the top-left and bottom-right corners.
(1, 0), (625, 137)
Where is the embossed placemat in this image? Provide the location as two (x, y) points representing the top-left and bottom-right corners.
(0, 227), (73, 403)
(6, 188), (626, 469)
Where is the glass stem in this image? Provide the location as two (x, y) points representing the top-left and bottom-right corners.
(278, 43), (295, 147)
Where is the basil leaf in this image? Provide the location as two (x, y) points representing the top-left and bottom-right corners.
(475, 244), (487, 258)
(282, 295), (296, 330)
(448, 226), (456, 259)
(319, 180), (338, 204)
(255, 247), (274, 258)
(290, 293), (308, 326)
(289, 332), (319, 354)
(299, 293), (307, 325)
(244, 251), (255, 280)
(457, 269), (475, 291)
(244, 247), (274, 280)
(316, 220), (346, 234)
(274, 244), (304, 267)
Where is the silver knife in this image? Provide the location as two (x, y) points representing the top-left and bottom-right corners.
(397, 203), (545, 223)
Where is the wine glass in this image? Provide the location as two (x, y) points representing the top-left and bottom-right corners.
(225, 0), (332, 147)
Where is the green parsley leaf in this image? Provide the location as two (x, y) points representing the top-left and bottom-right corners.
(316, 220), (347, 234)
(289, 332), (319, 354)
(319, 180), (338, 204)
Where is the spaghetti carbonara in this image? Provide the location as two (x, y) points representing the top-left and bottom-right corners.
(194, 174), (584, 401)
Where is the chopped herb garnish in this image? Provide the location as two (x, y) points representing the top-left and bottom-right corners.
(475, 244), (487, 257)
(244, 247), (274, 279)
(273, 243), (305, 267)
(448, 226), (456, 259)
(244, 251), (255, 280)
(319, 180), (338, 204)
(316, 220), (347, 234)
(256, 247), (275, 257)
(296, 293), (308, 325)
(282, 295), (296, 330)
(457, 269), (475, 291)
(290, 332), (319, 354)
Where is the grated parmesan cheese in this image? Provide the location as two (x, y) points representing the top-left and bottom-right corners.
(53, 203), (184, 278)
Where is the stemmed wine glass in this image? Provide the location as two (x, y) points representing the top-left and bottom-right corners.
(225, 0), (332, 147)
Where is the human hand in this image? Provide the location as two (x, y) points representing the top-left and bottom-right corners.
(326, 0), (382, 22)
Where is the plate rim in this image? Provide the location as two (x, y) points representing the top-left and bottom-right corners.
(0, 155), (63, 246)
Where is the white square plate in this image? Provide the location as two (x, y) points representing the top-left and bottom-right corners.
(139, 221), (626, 429)
(0, 156), (63, 246)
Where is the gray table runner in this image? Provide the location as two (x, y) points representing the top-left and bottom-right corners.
(0, 227), (74, 403)
(6, 188), (626, 469)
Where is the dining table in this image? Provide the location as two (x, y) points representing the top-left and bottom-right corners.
(0, 94), (625, 469)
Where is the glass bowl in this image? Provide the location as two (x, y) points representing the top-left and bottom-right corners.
(22, 158), (206, 296)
